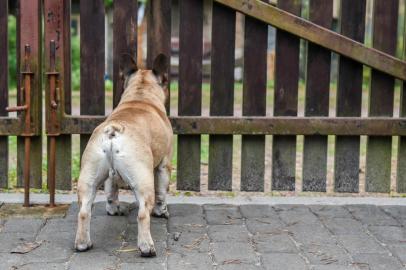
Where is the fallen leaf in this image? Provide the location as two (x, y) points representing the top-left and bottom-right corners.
(11, 241), (43, 254)
(116, 248), (139, 253)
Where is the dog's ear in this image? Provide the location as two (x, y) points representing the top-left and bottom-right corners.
(119, 53), (137, 78)
(152, 53), (169, 85)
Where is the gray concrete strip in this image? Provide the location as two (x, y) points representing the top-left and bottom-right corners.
(0, 193), (405, 205)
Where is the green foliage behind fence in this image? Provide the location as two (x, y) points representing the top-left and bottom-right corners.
(8, 15), (16, 89)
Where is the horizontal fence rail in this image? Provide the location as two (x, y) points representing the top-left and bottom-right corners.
(215, 0), (406, 80)
(59, 116), (406, 136)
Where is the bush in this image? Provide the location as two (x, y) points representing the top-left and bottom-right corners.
(8, 15), (17, 89)
(71, 34), (81, 91)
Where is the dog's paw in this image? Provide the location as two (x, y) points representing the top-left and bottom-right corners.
(152, 203), (169, 219)
(106, 203), (124, 216)
(75, 241), (93, 252)
(138, 242), (157, 257)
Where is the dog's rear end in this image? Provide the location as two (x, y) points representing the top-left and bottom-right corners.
(75, 54), (172, 257)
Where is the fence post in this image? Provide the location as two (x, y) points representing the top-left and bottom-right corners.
(365, 0), (398, 193)
(44, 0), (72, 191)
(208, 3), (235, 191)
(272, 0), (301, 191)
(335, 0), (366, 192)
(240, 2), (267, 192)
(0, 0), (8, 188)
(147, 0), (170, 112)
(17, 0), (42, 189)
(113, 0), (138, 108)
(80, 0), (105, 156)
(397, 3), (406, 193)
(177, 0), (203, 191)
(302, 0), (333, 192)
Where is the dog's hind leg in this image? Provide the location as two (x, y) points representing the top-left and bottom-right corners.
(152, 157), (170, 218)
(75, 149), (108, 252)
(105, 172), (121, 215)
(118, 161), (156, 257)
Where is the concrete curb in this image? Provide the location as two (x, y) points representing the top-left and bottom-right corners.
(0, 193), (405, 206)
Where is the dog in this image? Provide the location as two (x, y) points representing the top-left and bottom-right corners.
(74, 53), (172, 257)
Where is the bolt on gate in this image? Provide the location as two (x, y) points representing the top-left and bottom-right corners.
(1, 0), (406, 206)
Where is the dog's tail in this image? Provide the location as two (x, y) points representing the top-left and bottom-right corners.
(103, 122), (125, 139)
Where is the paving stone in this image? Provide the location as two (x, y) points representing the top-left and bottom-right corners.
(168, 204), (203, 217)
(0, 203), (404, 270)
(3, 218), (45, 233)
(240, 205), (278, 218)
(205, 207), (243, 225)
(0, 219), (5, 232)
(37, 231), (75, 248)
(114, 241), (167, 264)
(322, 218), (365, 235)
(90, 216), (128, 248)
(367, 225), (406, 243)
(203, 204), (238, 211)
(345, 205), (399, 226)
(167, 232), (210, 253)
(40, 218), (76, 234)
(308, 206), (352, 219)
(352, 253), (403, 270)
(337, 234), (386, 254)
(301, 243), (352, 265)
(217, 263), (262, 270)
(125, 221), (168, 241)
(207, 225), (250, 242)
(65, 202), (79, 220)
(276, 206), (321, 226)
(121, 262), (166, 270)
(0, 253), (30, 269)
(287, 223), (335, 246)
(0, 232), (36, 253)
(311, 266), (359, 270)
(168, 215), (207, 233)
(262, 253), (308, 270)
(387, 244), (406, 265)
(20, 240), (74, 264)
(379, 206), (406, 225)
(167, 251), (213, 270)
(68, 250), (119, 270)
(16, 262), (66, 270)
(253, 233), (298, 253)
(246, 217), (285, 234)
(211, 242), (258, 265)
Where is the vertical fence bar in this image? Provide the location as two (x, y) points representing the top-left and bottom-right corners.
(44, 0), (72, 190)
(177, 0), (203, 191)
(272, 0), (301, 191)
(302, 0), (332, 192)
(113, 0), (137, 108)
(147, 0), (171, 112)
(335, 0), (366, 193)
(365, 0), (398, 193)
(241, 3), (267, 192)
(17, 0), (42, 189)
(397, 3), (406, 193)
(208, 3), (235, 191)
(0, 0), (8, 188)
(80, 0), (105, 155)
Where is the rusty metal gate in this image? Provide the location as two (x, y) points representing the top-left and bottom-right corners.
(1, 0), (406, 206)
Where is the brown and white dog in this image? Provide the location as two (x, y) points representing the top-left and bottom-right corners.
(74, 54), (172, 257)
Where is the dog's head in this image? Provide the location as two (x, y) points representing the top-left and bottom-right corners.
(119, 53), (169, 101)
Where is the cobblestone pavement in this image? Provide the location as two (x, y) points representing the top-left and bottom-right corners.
(0, 203), (405, 270)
